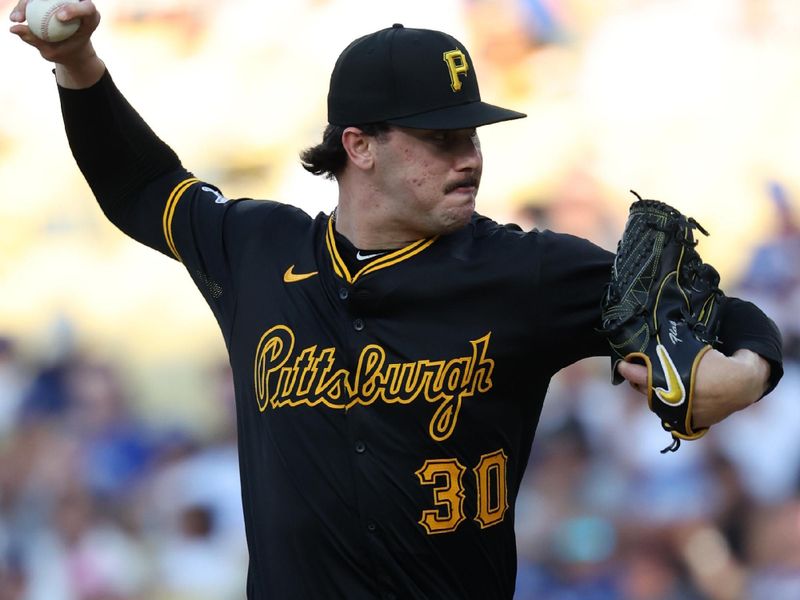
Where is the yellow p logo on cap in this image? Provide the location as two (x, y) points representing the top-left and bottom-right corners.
(443, 49), (469, 92)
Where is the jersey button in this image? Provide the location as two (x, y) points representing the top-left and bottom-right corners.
(353, 318), (365, 331)
(338, 288), (349, 300)
(366, 521), (377, 533)
(354, 441), (366, 454)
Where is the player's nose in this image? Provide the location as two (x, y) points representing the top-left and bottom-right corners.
(453, 133), (482, 172)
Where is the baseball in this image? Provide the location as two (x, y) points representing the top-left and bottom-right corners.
(25, 0), (81, 43)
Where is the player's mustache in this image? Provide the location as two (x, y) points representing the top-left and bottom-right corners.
(444, 177), (480, 194)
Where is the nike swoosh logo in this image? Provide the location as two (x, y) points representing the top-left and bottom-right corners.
(283, 265), (318, 283)
(356, 251), (386, 261)
(654, 344), (686, 406)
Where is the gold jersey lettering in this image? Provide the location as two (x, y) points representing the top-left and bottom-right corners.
(442, 49), (469, 92)
(253, 326), (494, 441)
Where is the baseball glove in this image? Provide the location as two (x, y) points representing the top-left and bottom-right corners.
(600, 191), (723, 452)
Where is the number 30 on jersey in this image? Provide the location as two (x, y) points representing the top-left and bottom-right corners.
(415, 449), (509, 535)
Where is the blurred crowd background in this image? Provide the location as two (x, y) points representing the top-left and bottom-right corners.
(2, 0), (799, 598)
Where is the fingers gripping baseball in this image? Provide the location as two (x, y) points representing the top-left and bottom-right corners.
(9, 0), (100, 64)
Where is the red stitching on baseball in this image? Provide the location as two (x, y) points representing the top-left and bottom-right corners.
(40, 4), (58, 41)
(39, 2), (72, 42)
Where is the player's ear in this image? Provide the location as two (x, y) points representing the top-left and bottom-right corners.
(341, 127), (375, 171)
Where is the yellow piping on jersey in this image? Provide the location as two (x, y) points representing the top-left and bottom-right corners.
(325, 215), (438, 283)
(162, 177), (199, 261)
(325, 216), (352, 281)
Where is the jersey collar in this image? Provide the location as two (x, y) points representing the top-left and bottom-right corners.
(325, 214), (438, 284)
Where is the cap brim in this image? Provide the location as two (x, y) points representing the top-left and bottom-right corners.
(385, 101), (526, 129)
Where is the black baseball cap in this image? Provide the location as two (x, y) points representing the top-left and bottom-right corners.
(327, 24), (527, 129)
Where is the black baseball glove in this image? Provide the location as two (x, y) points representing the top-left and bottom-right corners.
(600, 192), (723, 452)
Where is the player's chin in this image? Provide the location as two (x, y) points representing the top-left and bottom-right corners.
(439, 199), (475, 232)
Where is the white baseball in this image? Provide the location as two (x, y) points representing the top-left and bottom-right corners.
(25, 0), (81, 43)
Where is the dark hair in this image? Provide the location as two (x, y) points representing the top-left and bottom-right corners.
(300, 122), (391, 180)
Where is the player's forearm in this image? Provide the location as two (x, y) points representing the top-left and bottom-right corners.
(732, 348), (772, 398)
(58, 69), (181, 212)
(717, 296), (783, 396)
(54, 43), (105, 89)
(687, 347), (772, 431)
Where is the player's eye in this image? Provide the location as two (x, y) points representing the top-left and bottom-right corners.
(423, 129), (478, 151)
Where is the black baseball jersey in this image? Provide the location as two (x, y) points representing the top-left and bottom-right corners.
(58, 71), (784, 600)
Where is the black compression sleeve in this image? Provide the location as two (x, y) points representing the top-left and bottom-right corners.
(718, 296), (784, 396)
(57, 69), (181, 227)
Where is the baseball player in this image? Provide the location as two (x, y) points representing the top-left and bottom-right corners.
(11, 3), (783, 599)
